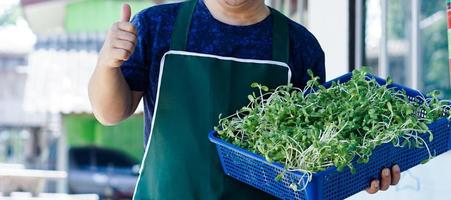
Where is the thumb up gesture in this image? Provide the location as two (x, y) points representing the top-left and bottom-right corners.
(98, 4), (138, 69)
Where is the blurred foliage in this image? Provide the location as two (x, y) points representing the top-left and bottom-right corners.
(420, 3), (451, 98)
(421, 0), (446, 18)
(385, 0), (450, 98)
(387, 0), (408, 40)
(387, 0), (447, 38)
(0, 4), (20, 26)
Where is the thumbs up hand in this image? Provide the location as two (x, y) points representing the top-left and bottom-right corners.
(121, 3), (132, 22)
(98, 4), (138, 69)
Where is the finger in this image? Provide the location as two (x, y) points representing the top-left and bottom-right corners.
(122, 4), (131, 22)
(112, 40), (135, 53)
(116, 31), (137, 45)
(366, 180), (380, 194)
(391, 165), (401, 185)
(112, 48), (130, 61)
(116, 22), (137, 34)
(380, 168), (391, 191)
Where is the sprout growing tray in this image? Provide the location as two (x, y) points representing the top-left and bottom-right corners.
(208, 73), (451, 200)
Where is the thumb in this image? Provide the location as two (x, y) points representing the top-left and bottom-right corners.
(121, 4), (131, 22)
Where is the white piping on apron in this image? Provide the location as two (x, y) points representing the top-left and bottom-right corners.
(133, 50), (292, 198)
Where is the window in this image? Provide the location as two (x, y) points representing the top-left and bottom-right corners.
(420, 0), (450, 97)
(362, 0), (450, 98)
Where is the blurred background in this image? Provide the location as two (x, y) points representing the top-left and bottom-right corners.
(0, 0), (450, 200)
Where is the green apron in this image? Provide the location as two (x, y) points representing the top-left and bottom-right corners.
(133, 1), (291, 199)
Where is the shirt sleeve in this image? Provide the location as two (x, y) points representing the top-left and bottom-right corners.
(120, 12), (150, 92)
(311, 50), (326, 84)
(288, 21), (327, 87)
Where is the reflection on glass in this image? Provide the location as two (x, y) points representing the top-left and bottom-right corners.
(365, 0), (381, 74)
(420, 0), (450, 98)
(364, 0), (450, 98)
(387, 0), (411, 85)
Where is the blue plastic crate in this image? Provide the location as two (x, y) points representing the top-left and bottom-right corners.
(208, 72), (451, 200)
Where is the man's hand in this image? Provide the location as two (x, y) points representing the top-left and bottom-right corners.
(366, 165), (401, 194)
(88, 4), (142, 126)
(97, 4), (137, 69)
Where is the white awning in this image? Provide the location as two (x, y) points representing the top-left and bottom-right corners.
(23, 34), (143, 114)
(23, 49), (98, 113)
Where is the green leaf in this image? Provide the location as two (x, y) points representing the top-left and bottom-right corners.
(248, 95), (254, 102)
(420, 123), (429, 131)
(386, 76), (393, 85)
(428, 90), (440, 98)
(387, 102), (393, 114)
(275, 172), (285, 182)
(350, 166), (357, 174)
(307, 69), (314, 78)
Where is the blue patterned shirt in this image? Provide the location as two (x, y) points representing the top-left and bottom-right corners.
(121, 0), (326, 144)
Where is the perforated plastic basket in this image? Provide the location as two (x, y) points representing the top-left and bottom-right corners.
(209, 73), (451, 200)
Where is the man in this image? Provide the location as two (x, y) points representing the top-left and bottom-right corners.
(89, 0), (400, 199)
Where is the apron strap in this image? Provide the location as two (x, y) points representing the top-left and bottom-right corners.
(170, 0), (290, 64)
(270, 8), (290, 64)
(170, 0), (197, 51)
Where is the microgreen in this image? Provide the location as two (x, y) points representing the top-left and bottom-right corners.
(214, 69), (450, 191)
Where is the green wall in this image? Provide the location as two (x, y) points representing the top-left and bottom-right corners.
(64, 114), (144, 161)
(65, 0), (154, 33)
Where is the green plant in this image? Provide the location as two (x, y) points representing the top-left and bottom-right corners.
(215, 69), (450, 191)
